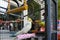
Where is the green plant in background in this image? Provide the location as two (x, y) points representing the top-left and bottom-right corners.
(28, 0), (40, 20)
(58, 0), (60, 19)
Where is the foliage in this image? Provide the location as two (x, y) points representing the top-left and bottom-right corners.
(28, 0), (40, 20)
(58, 0), (60, 19)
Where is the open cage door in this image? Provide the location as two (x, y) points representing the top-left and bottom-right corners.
(45, 0), (58, 40)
